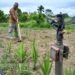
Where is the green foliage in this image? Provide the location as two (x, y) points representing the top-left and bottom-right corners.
(37, 5), (44, 14)
(63, 13), (69, 18)
(15, 42), (27, 63)
(0, 10), (7, 22)
(8, 61), (33, 75)
(0, 63), (9, 70)
(41, 54), (52, 75)
(65, 24), (75, 32)
(20, 20), (50, 28)
(7, 41), (12, 54)
(37, 5), (45, 24)
(0, 40), (4, 48)
(37, 14), (45, 24)
(63, 68), (75, 75)
(31, 39), (38, 70)
(6, 70), (13, 75)
(17, 8), (29, 22)
(29, 12), (38, 20)
(20, 12), (29, 22)
(0, 21), (75, 30)
(17, 8), (22, 17)
(1, 41), (12, 63)
(0, 21), (50, 28)
(20, 20), (37, 28)
(18, 63), (33, 75)
(20, 70), (33, 75)
(0, 23), (8, 27)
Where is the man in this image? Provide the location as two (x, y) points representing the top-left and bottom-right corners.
(8, 2), (19, 40)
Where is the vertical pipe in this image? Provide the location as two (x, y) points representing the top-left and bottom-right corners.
(55, 43), (63, 75)
(55, 33), (64, 75)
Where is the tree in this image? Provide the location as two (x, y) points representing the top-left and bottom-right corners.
(17, 8), (29, 22)
(37, 5), (45, 23)
(29, 12), (38, 20)
(20, 12), (29, 22)
(45, 9), (53, 17)
(17, 8), (22, 21)
(63, 13), (69, 18)
(37, 5), (44, 14)
(0, 10), (6, 22)
(17, 8), (22, 16)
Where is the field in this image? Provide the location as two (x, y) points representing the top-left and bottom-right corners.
(0, 23), (75, 75)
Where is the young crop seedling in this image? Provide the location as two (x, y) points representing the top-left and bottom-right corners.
(41, 53), (52, 75)
(18, 63), (34, 75)
(7, 41), (12, 55)
(31, 39), (38, 70)
(15, 42), (27, 63)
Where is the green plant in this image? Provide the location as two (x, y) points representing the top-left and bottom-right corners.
(0, 40), (4, 48)
(20, 70), (34, 75)
(15, 42), (27, 63)
(31, 39), (38, 70)
(6, 70), (13, 75)
(0, 42), (12, 71)
(63, 68), (75, 75)
(7, 41), (12, 54)
(17, 63), (33, 75)
(65, 24), (75, 32)
(1, 41), (12, 63)
(0, 63), (9, 71)
(41, 54), (52, 75)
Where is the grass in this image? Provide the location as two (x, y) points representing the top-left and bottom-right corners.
(0, 20), (50, 28)
(0, 40), (4, 48)
(63, 68), (75, 75)
(0, 22), (75, 33)
(65, 24), (75, 32)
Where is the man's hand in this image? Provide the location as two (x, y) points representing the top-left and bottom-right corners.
(17, 19), (19, 24)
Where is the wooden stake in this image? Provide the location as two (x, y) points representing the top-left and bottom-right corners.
(17, 24), (22, 41)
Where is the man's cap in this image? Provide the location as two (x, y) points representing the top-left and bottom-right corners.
(14, 2), (19, 7)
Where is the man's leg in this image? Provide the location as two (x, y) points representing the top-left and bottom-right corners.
(8, 24), (14, 38)
(14, 24), (22, 42)
(14, 24), (18, 38)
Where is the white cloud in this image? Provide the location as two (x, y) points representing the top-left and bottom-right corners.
(0, 0), (75, 16)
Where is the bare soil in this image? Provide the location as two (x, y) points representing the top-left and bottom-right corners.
(0, 28), (75, 75)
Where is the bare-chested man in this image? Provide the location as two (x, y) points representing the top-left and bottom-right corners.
(8, 2), (19, 39)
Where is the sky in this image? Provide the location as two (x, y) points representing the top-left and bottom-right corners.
(0, 0), (75, 16)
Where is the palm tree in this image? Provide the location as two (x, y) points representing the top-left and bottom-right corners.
(37, 5), (44, 14)
(37, 5), (44, 23)
(45, 9), (53, 17)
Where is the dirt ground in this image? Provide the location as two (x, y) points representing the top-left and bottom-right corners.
(0, 28), (75, 75)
